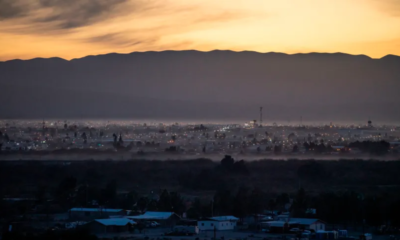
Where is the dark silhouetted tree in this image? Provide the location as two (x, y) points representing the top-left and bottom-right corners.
(276, 193), (290, 210)
(297, 161), (328, 182)
(137, 197), (149, 212)
(274, 145), (281, 154)
(214, 188), (233, 216)
(187, 198), (202, 219)
(221, 155), (234, 170)
(292, 145), (299, 152)
(170, 192), (185, 215)
(292, 187), (307, 217)
(268, 199), (277, 212)
(158, 189), (172, 211)
(103, 179), (117, 207)
(121, 190), (139, 210)
(248, 188), (264, 214)
(233, 187), (249, 219)
(233, 160), (250, 175)
(57, 176), (77, 197)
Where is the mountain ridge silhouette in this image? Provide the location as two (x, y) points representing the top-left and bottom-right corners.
(2, 50), (400, 63)
(1, 50), (399, 121)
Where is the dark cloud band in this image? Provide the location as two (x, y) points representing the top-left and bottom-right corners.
(0, 0), (129, 29)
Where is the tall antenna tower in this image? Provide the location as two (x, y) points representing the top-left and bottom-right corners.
(259, 107), (263, 127)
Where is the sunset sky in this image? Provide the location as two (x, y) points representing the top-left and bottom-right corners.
(1, 0), (400, 61)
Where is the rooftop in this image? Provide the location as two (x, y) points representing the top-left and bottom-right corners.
(275, 217), (323, 225)
(209, 216), (239, 221)
(290, 218), (323, 225)
(95, 218), (136, 226)
(128, 211), (176, 220)
(70, 208), (124, 213)
(266, 221), (298, 227)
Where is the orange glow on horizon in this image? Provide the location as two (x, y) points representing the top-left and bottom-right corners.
(1, 0), (400, 61)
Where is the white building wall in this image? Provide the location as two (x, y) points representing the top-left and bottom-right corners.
(198, 220), (217, 231)
(198, 221), (236, 231)
(310, 222), (325, 231)
(217, 221), (236, 230)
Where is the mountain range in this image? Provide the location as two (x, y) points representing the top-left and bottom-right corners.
(1, 50), (399, 123)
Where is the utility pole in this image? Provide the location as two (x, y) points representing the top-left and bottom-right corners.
(86, 182), (88, 207)
(211, 200), (214, 217)
(214, 226), (216, 239)
(260, 107), (263, 127)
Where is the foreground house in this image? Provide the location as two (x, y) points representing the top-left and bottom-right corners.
(84, 218), (136, 234)
(198, 216), (239, 231)
(263, 221), (299, 233)
(289, 218), (325, 231)
(267, 217), (325, 232)
(127, 211), (181, 226)
(243, 214), (273, 224)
